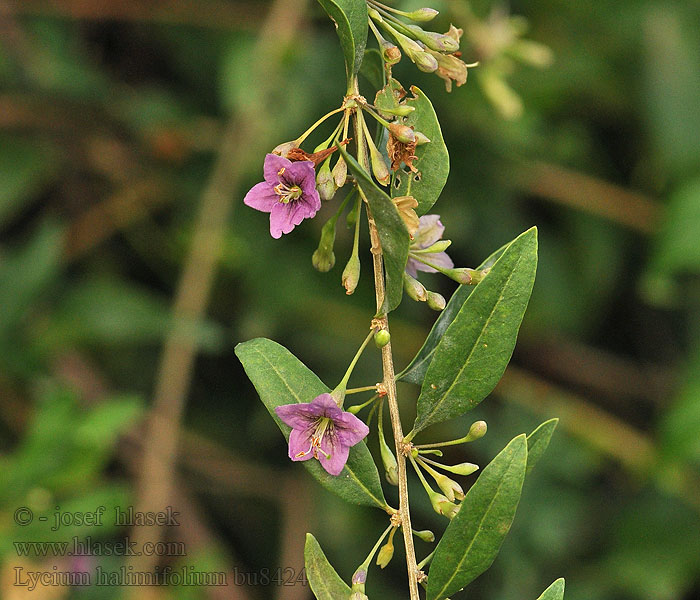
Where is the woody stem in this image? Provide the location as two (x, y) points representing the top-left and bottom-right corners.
(351, 77), (420, 600)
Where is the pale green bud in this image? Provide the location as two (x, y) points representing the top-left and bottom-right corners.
(312, 218), (337, 272)
(333, 155), (347, 188)
(445, 267), (472, 285)
(443, 462), (480, 476)
(412, 529), (435, 543)
(467, 420), (487, 441)
(420, 239), (451, 253)
(405, 8), (439, 23)
(379, 104), (415, 118)
(342, 253), (361, 295)
(404, 273), (427, 302)
(376, 540), (394, 568)
(316, 158), (337, 201)
(426, 291), (446, 311)
(435, 473), (465, 502)
(414, 131), (431, 145)
(430, 492), (460, 519)
(405, 25), (460, 53)
(379, 433), (399, 486)
(389, 122), (416, 144)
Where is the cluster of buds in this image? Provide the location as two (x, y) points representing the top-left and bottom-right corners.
(366, 0), (477, 92)
(408, 420), (487, 519)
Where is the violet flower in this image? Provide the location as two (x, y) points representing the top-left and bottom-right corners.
(275, 393), (369, 476)
(244, 153), (321, 239)
(405, 215), (454, 278)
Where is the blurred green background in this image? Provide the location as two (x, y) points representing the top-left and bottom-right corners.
(1, 0), (700, 599)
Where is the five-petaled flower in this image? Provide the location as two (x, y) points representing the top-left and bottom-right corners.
(275, 393), (369, 476)
(405, 214), (454, 278)
(244, 153), (321, 239)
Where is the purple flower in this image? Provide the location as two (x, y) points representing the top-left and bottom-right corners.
(405, 215), (454, 278)
(274, 393), (369, 476)
(244, 153), (321, 239)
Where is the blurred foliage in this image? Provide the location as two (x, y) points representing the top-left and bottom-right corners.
(1, 0), (700, 599)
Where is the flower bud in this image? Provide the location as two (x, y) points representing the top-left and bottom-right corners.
(445, 268), (472, 285)
(350, 593), (369, 600)
(430, 492), (460, 519)
(333, 155), (347, 188)
(369, 143), (391, 186)
(316, 158), (337, 201)
(417, 448), (443, 457)
(411, 48), (439, 73)
(376, 539), (394, 568)
(381, 41), (402, 65)
(412, 529), (435, 543)
(421, 239), (451, 253)
(414, 131), (431, 145)
(434, 473), (465, 502)
(466, 267), (490, 284)
(388, 122), (416, 144)
(426, 291), (446, 311)
(342, 253), (361, 295)
(379, 433), (399, 486)
(445, 462), (479, 476)
(351, 568), (367, 585)
(404, 273), (427, 302)
(405, 25), (460, 53)
(312, 219), (337, 272)
(380, 104), (416, 118)
(271, 140), (299, 157)
(374, 329), (391, 348)
(467, 420), (487, 441)
(405, 8), (439, 22)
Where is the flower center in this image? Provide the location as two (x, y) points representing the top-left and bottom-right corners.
(274, 168), (303, 204)
(295, 417), (334, 460)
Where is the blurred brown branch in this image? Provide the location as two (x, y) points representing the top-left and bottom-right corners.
(3, 0), (260, 29)
(518, 160), (661, 233)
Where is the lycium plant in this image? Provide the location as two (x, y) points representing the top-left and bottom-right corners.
(235, 2), (564, 599)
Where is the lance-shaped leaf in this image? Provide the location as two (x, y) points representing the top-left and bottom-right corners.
(526, 418), (558, 474)
(536, 578), (566, 600)
(317, 0), (368, 78)
(305, 533), (352, 599)
(412, 227), (537, 434)
(398, 242), (509, 385)
(426, 435), (528, 600)
(340, 145), (410, 313)
(235, 338), (388, 510)
(391, 86), (449, 215)
(360, 48), (385, 90)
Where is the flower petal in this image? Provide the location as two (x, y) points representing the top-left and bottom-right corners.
(244, 181), (278, 213)
(414, 215), (445, 249)
(318, 435), (350, 476)
(334, 412), (370, 447)
(405, 257), (420, 279)
(413, 251), (454, 274)
(268, 203), (296, 238)
(263, 153), (293, 185)
(288, 427), (315, 462)
(309, 393), (342, 420)
(275, 402), (319, 429)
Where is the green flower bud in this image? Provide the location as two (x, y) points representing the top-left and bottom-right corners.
(404, 272), (427, 302)
(374, 329), (391, 348)
(316, 157), (337, 201)
(444, 267), (472, 285)
(312, 218), (337, 272)
(376, 539), (394, 568)
(413, 529), (435, 543)
(381, 41), (402, 65)
(342, 253), (361, 295)
(466, 267), (490, 284)
(389, 122), (416, 144)
(333, 155), (347, 188)
(379, 431), (399, 486)
(380, 104), (416, 118)
(414, 131), (431, 145)
(467, 420), (487, 441)
(434, 472), (465, 502)
(411, 47), (439, 73)
(430, 492), (460, 519)
(420, 239), (451, 253)
(405, 8), (439, 23)
(417, 448), (443, 457)
(443, 462), (479, 476)
(426, 291), (446, 311)
(405, 25), (460, 53)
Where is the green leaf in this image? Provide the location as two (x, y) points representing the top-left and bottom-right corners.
(390, 86), (449, 215)
(536, 578), (566, 600)
(359, 48), (384, 90)
(398, 242), (509, 385)
(526, 418), (559, 474)
(412, 227), (538, 434)
(426, 435), (528, 600)
(304, 533), (352, 599)
(235, 338), (389, 510)
(340, 145), (410, 313)
(317, 0), (368, 78)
